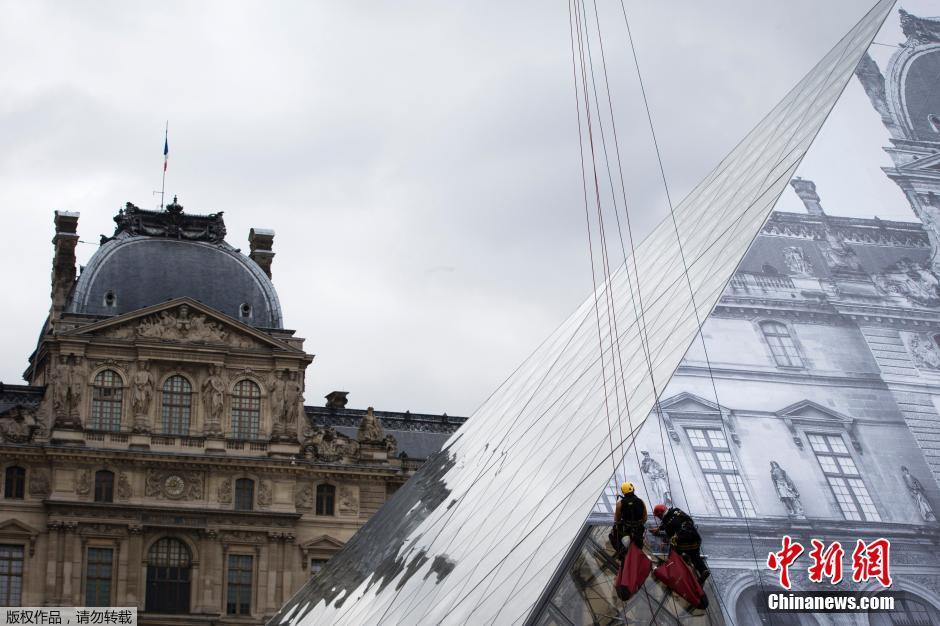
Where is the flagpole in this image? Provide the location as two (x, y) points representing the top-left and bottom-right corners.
(161, 121), (168, 209)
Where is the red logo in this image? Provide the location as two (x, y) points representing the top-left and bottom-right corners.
(766, 536), (892, 589)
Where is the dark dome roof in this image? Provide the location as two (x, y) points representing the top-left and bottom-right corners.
(67, 203), (283, 328)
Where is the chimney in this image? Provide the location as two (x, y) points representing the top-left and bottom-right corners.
(325, 391), (349, 409)
(249, 228), (275, 278)
(790, 178), (826, 216)
(51, 211), (80, 317)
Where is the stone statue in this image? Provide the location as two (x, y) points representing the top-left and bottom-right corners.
(131, 361), (154, 433)
(782, 246), (813, 276)
(51, 355), (83, 427)
(770, 461), (805, 518)
(640, 450), (672, 507)
(901, 466), (936, 521)
(357, 407), (385, 443)
(268, 371), (288, 437)
(384, 434), (398, 457)
(282, 371), (302, 429)
(201, 365), (226, 436)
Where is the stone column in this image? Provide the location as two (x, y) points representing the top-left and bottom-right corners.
(44, 523), (61, 605)
(125, 525), (144, 607)
(60, 523), (77, 604)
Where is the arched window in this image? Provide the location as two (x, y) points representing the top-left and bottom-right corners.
(94, 470), (114, 503)
(235, 478), (254, 511)
(90, 370), (123, 432)
(146, 538), (192, 615)
(760, 321), (803, 368)
(231, 380), (261, 439)
(162, 375), (192, 435)
(870, 592), (940, 625)
(3, 466), (25, 500)
(735, 586), (801, 625)
(316, 484), (335, 516)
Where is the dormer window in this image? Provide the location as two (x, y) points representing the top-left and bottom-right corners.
(103, 290), (116, 307)
(239, 303), (252, 319)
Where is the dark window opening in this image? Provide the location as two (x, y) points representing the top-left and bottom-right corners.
(226, 554), (253, 616)
(4, 467), (25, 500)
(316, 484), (335, 516)
(85, 547), (113, 607)
(161, 375), (192, 435)
(145, 538), (192, 615)
(90, 370), (123, 432)
(235, 478), (254, 511)
(0, 544), (24, 606)
(94, 470), (114, 503)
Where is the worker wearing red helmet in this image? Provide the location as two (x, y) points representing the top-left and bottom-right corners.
(652, 503), (710, 583)
(611, 482), (648, 556)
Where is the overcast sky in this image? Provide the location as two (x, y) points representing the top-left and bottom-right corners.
(0, 1), (928, 416)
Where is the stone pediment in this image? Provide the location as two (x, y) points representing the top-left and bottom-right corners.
(65, 297), (299, 352)
(658, 392), (724, 416)
(776, 399), (853, 425)
(301, 535), (345, 551)
(897, 151), (940, 173)
(776, 399), (860, 452)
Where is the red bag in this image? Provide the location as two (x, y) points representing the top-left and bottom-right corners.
(652, 550), (708, 609)
(614, 541), (651, 601)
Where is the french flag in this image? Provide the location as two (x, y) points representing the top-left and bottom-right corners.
(163, 129), (169, 172)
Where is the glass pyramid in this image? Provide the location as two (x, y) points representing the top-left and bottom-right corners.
(271, 1), (897, 624)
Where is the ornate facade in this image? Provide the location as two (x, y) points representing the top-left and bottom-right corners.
(536, 9), (940, 626)
(0, 200), (464, 624)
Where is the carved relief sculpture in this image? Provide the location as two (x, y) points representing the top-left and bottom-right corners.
(258, 480), (273, 508)
(639, 450), (672, 507)
(873, 258), (940, 307)
(301, 426), (359, 462)
(131, 361), (154, 433)
(145, 470), (203, 501)
(782, 246), (813, 275)
(905, 333), (940, 370)
(0, 406), (38, 443)
(201, 365), (226, 437)
(295, 484), (314, 510)
(218, 477), (233, 504)
(74, 468), (91, 496)
(901, 465), (936, 521)
(338, 485), (359, 517)
(770, 461), (805, 518)
(29, 468), (50, 498)
(117, 473), (132, 500)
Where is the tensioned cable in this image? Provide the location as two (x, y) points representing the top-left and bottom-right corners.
(340, 9), (896, 620)
(618, 1), (787, 617)
(586, 0), (689, 513)
(617, 0), (890, 622)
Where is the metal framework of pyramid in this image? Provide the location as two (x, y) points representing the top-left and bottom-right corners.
(271, 1), (896, 624)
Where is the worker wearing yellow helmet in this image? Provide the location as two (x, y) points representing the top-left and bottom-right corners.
(611, 480), (648, 557)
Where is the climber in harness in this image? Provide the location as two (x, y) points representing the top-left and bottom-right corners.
(611, 482), (648, 555)
(611, 482), (653, 601)
(652, 504), (710, 584)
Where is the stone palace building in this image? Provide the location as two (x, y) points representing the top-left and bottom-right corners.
(535, 9), (940, 626)
(0, 199), (464, 624)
